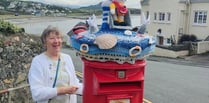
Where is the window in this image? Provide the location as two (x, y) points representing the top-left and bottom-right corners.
(146, 11), (149, 19)
(167, 12), (171, 21)
(167, 38), (171, 44)
(154, 12), (157, 20)
(159, 12), (165, 21)
(194, 11), (207, 24)
(154, 12), (171, 22)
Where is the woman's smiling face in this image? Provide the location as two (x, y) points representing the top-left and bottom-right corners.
(45, 31), (63, 53)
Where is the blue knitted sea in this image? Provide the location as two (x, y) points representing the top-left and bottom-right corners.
(70, 27), (156, 64)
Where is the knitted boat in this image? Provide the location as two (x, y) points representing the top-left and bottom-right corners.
(68, 0), (156, 64)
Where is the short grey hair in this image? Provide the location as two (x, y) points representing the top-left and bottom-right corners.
(41, 25), (62, 44)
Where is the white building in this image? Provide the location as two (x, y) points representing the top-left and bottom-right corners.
(141, 0), (209, 46)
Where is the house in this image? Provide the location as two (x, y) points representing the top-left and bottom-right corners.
(141, 0), (209, 46)
(34, 10), (45, 16)
(0, 6), (4, 10)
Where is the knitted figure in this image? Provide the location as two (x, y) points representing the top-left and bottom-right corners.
(110, 0), (128, 26)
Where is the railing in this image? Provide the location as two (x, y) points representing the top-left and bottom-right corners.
(0, 84), (32, 103)
(0, 84), (29, 94)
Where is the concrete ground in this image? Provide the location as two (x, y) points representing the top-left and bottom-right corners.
(184, 52), (209, 62)
(147, 52), (209, 68)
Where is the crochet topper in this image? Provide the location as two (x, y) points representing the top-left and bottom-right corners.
(110, 0), (128, 26)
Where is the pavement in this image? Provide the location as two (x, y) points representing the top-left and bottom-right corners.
(147, 52), (209, 68)
(183, 52), (209, 62)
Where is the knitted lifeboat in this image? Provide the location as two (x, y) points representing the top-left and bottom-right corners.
(68, 0), (156, 64)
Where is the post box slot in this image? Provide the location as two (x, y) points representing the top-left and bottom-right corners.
(99, 81), (142, 93)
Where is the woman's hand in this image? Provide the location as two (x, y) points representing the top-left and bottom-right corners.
(57, 86), (78, 95)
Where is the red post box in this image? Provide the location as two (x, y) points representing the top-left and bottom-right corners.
(82, 58), (146, 103)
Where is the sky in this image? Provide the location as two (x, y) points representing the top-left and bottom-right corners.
(23, 0), (141, 8)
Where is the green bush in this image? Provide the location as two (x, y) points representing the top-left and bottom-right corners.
(179, 34), (197, 44)
(0, 19), (24, 36)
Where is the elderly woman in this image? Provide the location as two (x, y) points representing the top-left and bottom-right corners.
(28, 26), (83, 103)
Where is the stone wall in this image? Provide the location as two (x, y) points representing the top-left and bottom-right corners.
(152, 47), (189, 58)
(0, 33), (44, 103)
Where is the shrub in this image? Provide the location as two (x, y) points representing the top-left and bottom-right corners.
(179, 34), (197, 44)
(0, 19), (24, 36)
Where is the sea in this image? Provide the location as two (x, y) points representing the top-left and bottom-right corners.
(7, 15), (141, 36)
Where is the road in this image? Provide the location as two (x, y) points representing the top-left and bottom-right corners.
(144, 60), (209, 103)
(62, 48), (209, 103)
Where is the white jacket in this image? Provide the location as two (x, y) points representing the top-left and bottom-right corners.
(28, 53), (83, 103)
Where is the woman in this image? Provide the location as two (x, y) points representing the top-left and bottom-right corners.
(28, 26), (83, 103)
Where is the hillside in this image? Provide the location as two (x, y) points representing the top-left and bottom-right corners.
(0, 0), (72, 16)
(0, 0), (140, 16)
